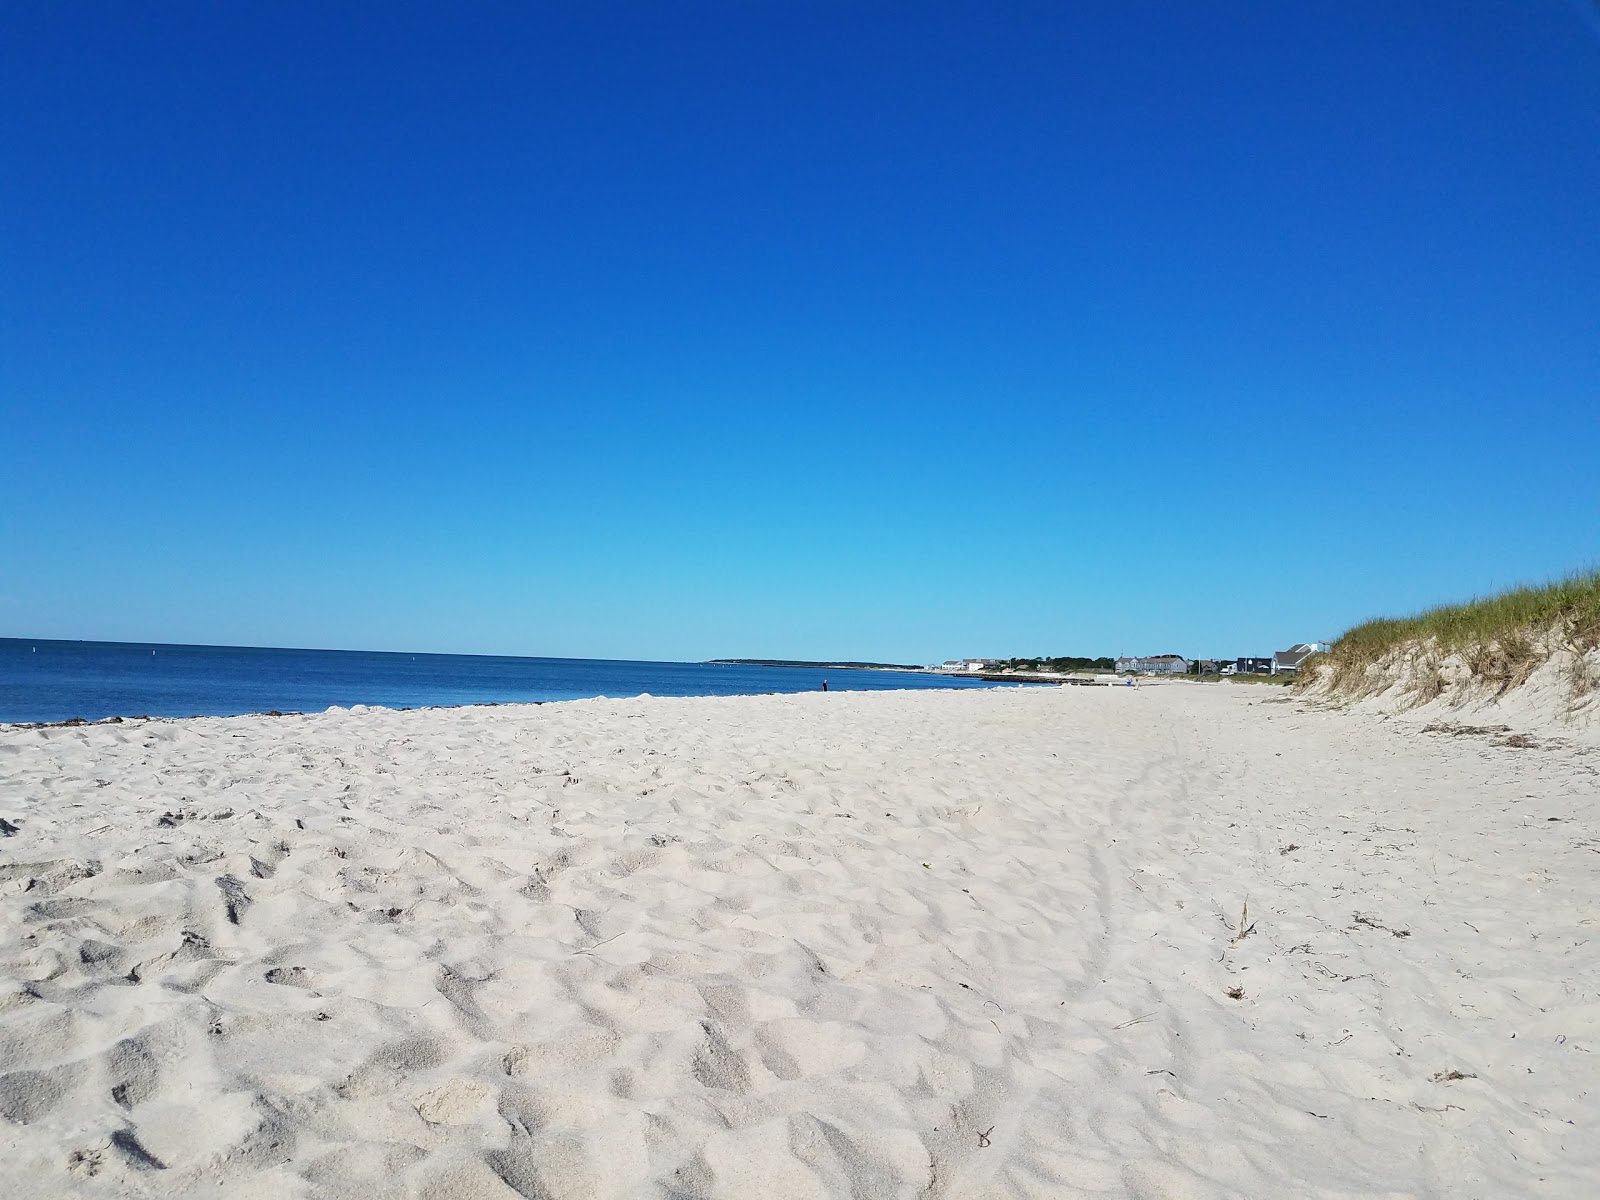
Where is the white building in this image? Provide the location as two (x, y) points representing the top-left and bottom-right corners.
(1272, 642), (1331, 674)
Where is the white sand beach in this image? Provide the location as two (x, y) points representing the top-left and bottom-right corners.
(2, 684), (1596, 1198)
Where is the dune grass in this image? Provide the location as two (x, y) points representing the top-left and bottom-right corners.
(1304, 568), (1600, 698)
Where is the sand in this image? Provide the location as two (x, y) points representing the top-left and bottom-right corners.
(1, 684), (1596, 1198)
(1298, 634), (1600, 750)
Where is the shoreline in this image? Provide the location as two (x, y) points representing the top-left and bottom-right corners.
(0, 645), (1011, 727)
(0, 680), (1020, 731)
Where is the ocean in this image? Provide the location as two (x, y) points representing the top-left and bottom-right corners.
(0, 639), (1011, 724)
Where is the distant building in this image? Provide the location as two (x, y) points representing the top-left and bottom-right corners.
(1116, 654), (1190, 674)
(1235, 656), (1273, 675)
(1272, 642), (1330, 674)
(939, 659), (994, 673)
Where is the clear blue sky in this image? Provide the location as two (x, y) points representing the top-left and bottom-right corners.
(4, 2), (1597, 662)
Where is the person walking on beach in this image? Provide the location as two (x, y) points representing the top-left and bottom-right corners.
(822, 679), (828, 692)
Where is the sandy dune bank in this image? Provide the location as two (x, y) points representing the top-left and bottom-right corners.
(1295, 626), (1600, 750)
(1, 686), (1595, 1197)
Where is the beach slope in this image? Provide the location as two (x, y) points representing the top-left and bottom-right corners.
(1, 687), (1595, 1197)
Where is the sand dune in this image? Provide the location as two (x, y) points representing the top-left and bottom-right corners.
(1, 685), (1596, 1197)
(1297, 632), (1600, 748)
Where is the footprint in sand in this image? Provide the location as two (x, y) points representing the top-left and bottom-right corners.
(264, 965), (318, 989)
(0, 1062), (84, 1124)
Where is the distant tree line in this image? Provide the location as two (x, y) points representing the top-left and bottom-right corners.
(998, 656), (1115, 672)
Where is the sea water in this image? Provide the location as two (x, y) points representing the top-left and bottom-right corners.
(0, 639), (1012, 724)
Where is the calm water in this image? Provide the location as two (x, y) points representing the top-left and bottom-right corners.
(0, 639), (1011, 724)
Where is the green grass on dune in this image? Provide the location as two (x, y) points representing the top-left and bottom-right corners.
(1305, 568), (1600, 696)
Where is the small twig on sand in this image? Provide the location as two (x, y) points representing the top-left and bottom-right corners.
(1230, 899), (1256, 945)
(1353, 912), (1411, 938)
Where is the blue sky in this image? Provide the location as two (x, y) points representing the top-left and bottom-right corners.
(4, 2), (1597, 662)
